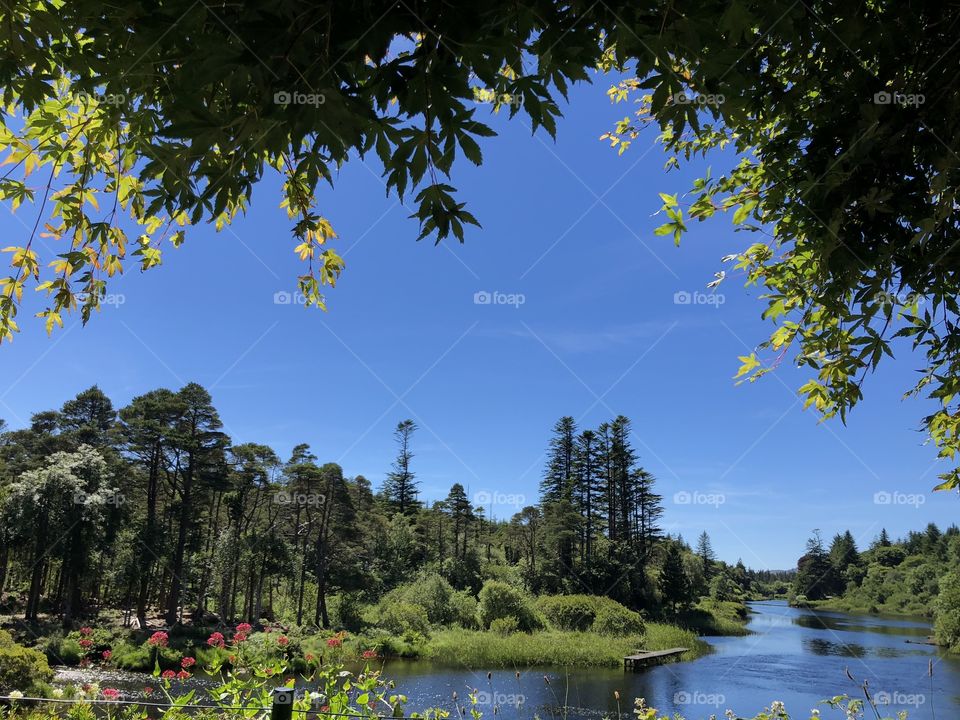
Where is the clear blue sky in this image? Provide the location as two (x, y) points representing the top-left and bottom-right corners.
(1, 78), (954, 570)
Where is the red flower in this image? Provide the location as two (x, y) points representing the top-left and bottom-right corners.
(177, 670), (191, 681)
(236, 622), (252, 634)
(80, 627), (93, 636)
(361, 650), (377, 660)
(233, 631), (247, 643)
(101, 688), (121, 701)
(148, 631), (169, 647)
(277, 635), (289, 647)
(102, 650), (112, 660)
(320, 706), (330, 713)
(144, 687), (154, 695)
(304, 653), (315, 662)
(79, 638), (93, 649)
(207, 632), (225, 648)
(161, 670), (176, 680)
(180, 656), (195, 668)
(326, 637), (342, 648)
(228, 654), (237, 664)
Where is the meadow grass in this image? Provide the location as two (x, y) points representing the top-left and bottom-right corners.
(424, 625), (710, 668)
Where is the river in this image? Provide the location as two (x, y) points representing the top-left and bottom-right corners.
(54, 601), (960, 719)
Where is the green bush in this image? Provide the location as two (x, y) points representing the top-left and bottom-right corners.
(935, 571), (960, 649)
(379, 601), (431, 636)
(379, 573), (456, 625)
(449, 590), (479, 629)
(489, 616), (519, 636)
(477, 580), (542, 631)
(40, 633), (83, 666)
(331, 592), (366, 632)
(592, 604), (645, 636)
(109, 640), (152, 671)
(0, 629), (54, 693)
(537, 595), (596, 631)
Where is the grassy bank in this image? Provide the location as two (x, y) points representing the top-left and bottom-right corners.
(420, 624), (710, 668)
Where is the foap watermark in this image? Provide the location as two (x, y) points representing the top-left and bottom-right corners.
(274, 290), (309, 305)
(274, 491), (326, 507)
(874, 490), (925, 508)
(73, 90), (127, 106)
(74, 292), (126, 307)
(673, 691), (725, 708)
(474, 692), (525, 707)
(673, 490), (725, 508)
(73, 489), (126, 506)
(274, 90), (326, 107)
(672, 92), (725, 107)
(873, 91), (925, 107)
(876, 290), (925, 307)
(473, 90), (523, 107)
(874, 691), (925, 708)
(474, 490), (526, 509)
(474, 290), (525, 308)
(674, 290), (725, 308)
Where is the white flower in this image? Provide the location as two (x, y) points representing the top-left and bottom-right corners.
(9, 690), (24, 700)
(51, 687), (65, 699)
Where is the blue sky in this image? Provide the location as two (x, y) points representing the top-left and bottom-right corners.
(1, 78), (955, 570)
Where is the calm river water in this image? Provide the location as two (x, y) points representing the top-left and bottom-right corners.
(54, 601), (960, 719)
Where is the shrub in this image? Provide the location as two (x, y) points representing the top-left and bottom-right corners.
(489, 616), (520, 636)
(109, 641), (153, 671)
(331, 592), (366, 632)
(449, 590), (479, 629)
(935, 571), (960, 649)
(379, 573), (456, 625)
(379, 601), (431, 636)
(40, 633), (83, 665)
(537, 595), (597, 631)
(592, 604), (645, 636)
(477, 580), (542, 631)
(0, 629), (54, 693)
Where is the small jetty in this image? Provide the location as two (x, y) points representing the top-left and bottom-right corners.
(623, 647), (688, 671)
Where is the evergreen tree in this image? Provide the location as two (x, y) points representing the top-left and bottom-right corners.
(794, 530), (835, 600)
(696, 531), (717, 581)
(541, 417), (576, 503)
(659, 541), (689, 613)
(383, 419), (420, 515)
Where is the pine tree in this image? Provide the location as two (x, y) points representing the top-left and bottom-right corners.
(794, 529), (835, 600)
(659, 541), (689, 613)
(542, 417), (576, 502)
(696, 531), (717, 581)
(632, 468), (663, 566)
(573, 430), (604, 562)
(383, 419), (420, 515)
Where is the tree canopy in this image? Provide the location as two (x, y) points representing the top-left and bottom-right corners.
(3, 1), (960, 486)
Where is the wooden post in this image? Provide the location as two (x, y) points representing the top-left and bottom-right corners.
(272, 687), (294, 720)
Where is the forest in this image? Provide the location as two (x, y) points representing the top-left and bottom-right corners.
(0, 384), (783, 672)
(792, 524), (960, 650)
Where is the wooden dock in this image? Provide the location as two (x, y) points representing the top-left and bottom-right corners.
(623, 647), (688, 671)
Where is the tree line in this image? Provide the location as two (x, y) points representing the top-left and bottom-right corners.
(0, 385), (771, 629)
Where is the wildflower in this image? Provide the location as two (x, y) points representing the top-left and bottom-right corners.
(51, 688), (64, 699)
(80, 627), (93, 636)
(102, 650), (112, 660)
(144, 687), (154, 695)
(9, 690), (24, 700)
(147, 631), (168, 647)
(160, 670), (176, 680)
(277, 635), (289, 647)
(176, 670), (191, 681)
(236, 622), (252, 634)
(320, 706), (330, 713)
(305, 652), (316, 662)
(79, 638), (93, 649)
(79, 658), (91, 668)
(233, 631), (248, 643)
(180, 657), (196, 668)
(228, 654), (237, 664)
(326, 637), (342, 648)
(361, 650), (377, 660)
(102, 688), (121, 701)
(207, 632), (225, 648)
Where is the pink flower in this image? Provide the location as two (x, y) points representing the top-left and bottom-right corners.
(207, 632), (225, 648)
(161, 670), (176, 680)
(304, 653), (315, 662)
(277, 635), (289, 647)
(144, 687), (154, 695)
(148, 631), (168, 647)
(320, 706), (330, 713)
(236, 623), (252, 634)
(176, 670), (191, 681)
(326, 637), (342, 648)
(79, 638), (93, 649)
(361, 649), (377, 659)
(233, 631), (248, 643)
(180, 657), (195, 668)
(80, 627), (93, 636)
(102, 650), (112, 660)
(102, 688), (121, 701)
